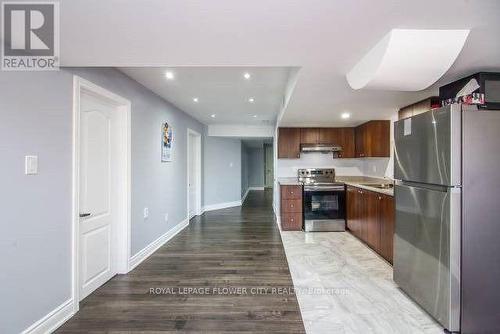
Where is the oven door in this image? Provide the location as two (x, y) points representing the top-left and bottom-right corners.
(303, 185), (346, 231)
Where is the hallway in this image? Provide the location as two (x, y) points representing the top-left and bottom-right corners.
(57, 190), (305, 333)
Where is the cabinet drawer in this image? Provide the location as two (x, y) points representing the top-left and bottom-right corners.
(281, 185), (302, 200)
(281, 213), (302, 231)
(281, 199), (302, 213)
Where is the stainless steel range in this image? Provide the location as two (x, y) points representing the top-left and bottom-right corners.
(298, 168), (346, 232)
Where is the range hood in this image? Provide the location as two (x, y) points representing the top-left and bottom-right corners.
(300, 144), (342, 153)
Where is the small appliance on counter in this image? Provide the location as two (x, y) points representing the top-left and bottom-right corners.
(298, 168), (346, 232)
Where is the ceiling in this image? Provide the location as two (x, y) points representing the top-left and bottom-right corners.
(119, 67), (291, 125)
(58, 0), (500, 127)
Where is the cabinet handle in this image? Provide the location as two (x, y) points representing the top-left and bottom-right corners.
(290, 218), (294, 222)
(290, 191), (294, 194)
(290, 204), (294, 208)
(378, 196), (382, 200)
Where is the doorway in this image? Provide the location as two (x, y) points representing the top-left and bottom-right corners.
(264, 143), (274, 188)
(187, 129), (202, 220)
(72, 76), (131, 310)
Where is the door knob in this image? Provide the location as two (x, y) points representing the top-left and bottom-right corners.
(79, 213), (91, 218)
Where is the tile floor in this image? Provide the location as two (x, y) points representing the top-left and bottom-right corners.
(280, 231), (443, 334)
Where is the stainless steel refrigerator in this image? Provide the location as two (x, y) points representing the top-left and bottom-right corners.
(394, 103), (500, 334)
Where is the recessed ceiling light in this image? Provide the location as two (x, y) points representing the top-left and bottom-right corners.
(252, 115), (258, 118)
(165, 71), (175, 80)
(193, 97), (199, 103)
(210, 114), (216, 118)
(243, 72), (251, 80)
(341, 112), (351, 119)
(248, 97), (255, 103)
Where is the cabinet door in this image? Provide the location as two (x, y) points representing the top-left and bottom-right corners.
(380, 195), (395, 263)
(318, 128), (340, 144)
(340, 128), (355, 158)
(278, 128), (301, 159)
(366, 121), (390, 157)
(281, 213), (302, 231)
(281, 185), (302, 200)
(355, 125), (366, 158)
(300, 128), (320, 144)
(346, 186), (357, 234)
(357, 189), (367, 240)
(366, 192), (381, 253)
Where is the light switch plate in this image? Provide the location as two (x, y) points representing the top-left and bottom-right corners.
(143, 207), (149, 219)
(164, 213), (169, 222)
(25, 155), (38, 175)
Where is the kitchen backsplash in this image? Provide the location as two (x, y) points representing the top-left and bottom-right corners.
(276, 153), (391, 178)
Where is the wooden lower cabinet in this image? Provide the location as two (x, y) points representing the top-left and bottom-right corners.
(379, 194), (395, 263)
(280, 185), (303, 231)
(346, 185), (395, 264)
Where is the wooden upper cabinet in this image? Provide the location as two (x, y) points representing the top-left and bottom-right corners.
(355, 124), (366, 158)
(278, 128), (301, 159)
(355, 121), (390, 158)
(278, 123), (387, 159)
(399, 96), (440, 120)
(318, 128), (340, 144)
(318, 128), (355, 158)
(300, 128), (320, 144)
(339, 128), (355, 158)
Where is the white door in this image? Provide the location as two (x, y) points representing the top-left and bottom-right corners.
(188, 134), (197, 219)
(79, 92), (117, 300)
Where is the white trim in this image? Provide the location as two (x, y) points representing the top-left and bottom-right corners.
(241, 188), (250, 204)
(275, 212), (282, 231)
(187, 129), (202, 219)
(129, 219), (189, 270)
(22, 299), (74, 334)
(72, 76), (132, 314)
(242, 187), (265, 204)
(202, 200), (242, 212)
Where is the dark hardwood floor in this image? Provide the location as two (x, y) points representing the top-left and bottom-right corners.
(57, 189), (305, 333)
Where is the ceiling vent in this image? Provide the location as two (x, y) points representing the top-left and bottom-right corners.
(346, 29), (470, 91)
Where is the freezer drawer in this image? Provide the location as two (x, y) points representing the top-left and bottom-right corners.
(394, 104), (461, 186)
(393, 183), (460, 332)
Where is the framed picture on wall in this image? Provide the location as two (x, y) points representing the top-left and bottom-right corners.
(161, 122), (173, 162)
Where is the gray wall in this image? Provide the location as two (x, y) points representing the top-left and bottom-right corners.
(0, 71), (73, 334)
(248, 147), (264, 187)
(0, 68), (205, 333)
(241, 143), (250, 198)
(203, 137), (242, 206)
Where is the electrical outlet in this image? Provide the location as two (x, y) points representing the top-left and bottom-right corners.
(164, 213), (169, 222)
(143, 207), (149, 219)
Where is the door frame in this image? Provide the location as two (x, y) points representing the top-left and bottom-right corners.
(71, 76), (132, 312)
(264, 143), (274, 188)
(187, 128), (202, 219)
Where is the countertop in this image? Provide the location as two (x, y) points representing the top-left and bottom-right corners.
(277, 176), (394, 196)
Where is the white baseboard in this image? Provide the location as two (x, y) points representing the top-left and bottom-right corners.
(22, 298), (74, 334)
(129, 218), (189, 271)
(241, 188), (250, 204)
(275, 212), (282, 231)
(202, 200), (242, 212)
(249, 186), (265, 191)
